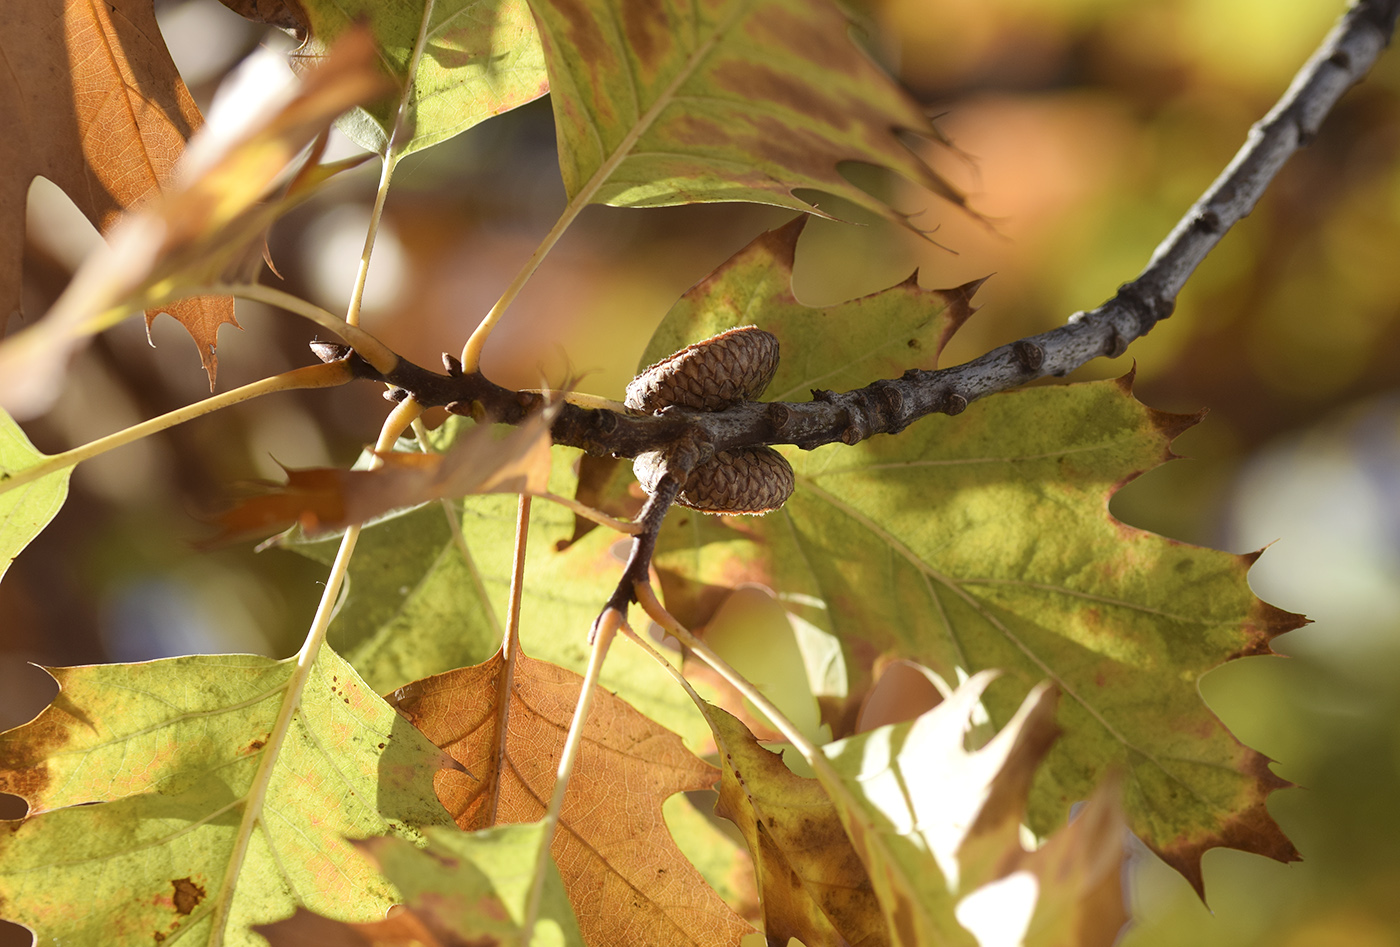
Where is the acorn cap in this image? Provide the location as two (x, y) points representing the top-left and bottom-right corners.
(633, 447), (794, 515)
(626, 326), (780, 413)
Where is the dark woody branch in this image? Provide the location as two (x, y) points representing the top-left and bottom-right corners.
(318, 0), (1399, 470)
(313, 0), (1398, 617)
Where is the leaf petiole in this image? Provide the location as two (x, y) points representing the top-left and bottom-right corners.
(0, 361), (351, 498)
(207, 395), (423, 946)
(522, 606), (620, 945)
(345, 0), (437, 329)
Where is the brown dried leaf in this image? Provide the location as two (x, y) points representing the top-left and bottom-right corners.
(214, 414), (552, 540)
(390, 649), (753, 947)
(0, 0), (234, 375)
(0, 27), (390, 418)
(705, 704), (886, 947)
(217, 0), (310, 37)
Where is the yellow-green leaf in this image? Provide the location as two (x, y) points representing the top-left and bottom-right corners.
(257, 824), (585, 947)
(299, 0), (549, 156)
(527, 0), (964, 223)
(287, 430), (709, 751)
(644, 227), (1303, 896)
(0, 647), (456, 946)
(0, 408), (70, 584)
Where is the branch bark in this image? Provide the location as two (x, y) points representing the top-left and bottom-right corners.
(325, 0), (1398, 469)
(303, 0), (1398, 615)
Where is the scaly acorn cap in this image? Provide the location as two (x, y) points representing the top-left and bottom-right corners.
(626, 326), (780, 413)
(633, 447), (795, 515)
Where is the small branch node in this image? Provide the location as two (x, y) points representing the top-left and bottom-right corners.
(383, 387), (409, 403)
(1192, 210), (1222, 234)
(310, 341), (351, 363)
(1012, 340), (1045, 372)
(1105, 327), (1129, 359)
(442, 353), (464, 376)
(766, 401), (792, 434)
(811, 388), (837, 403)
(874, 382), (904, 415)
(943, 391), (968, 416)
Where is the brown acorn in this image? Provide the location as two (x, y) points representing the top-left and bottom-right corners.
(626, 326), (780, 413)
(633, 447), (795, 515)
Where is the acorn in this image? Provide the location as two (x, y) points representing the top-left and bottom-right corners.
(627, 326), (792, 514)
(626, 326), (780, 413)
(634, 447), (795, 515)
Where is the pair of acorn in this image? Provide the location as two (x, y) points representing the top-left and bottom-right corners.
(625, 327), (794, 515)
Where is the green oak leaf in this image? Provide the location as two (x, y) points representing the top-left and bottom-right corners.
(0, 647), (457, 946)
(288, 432), (710, 751)
(257, 824), (585, 947)
(299, 0), (548, 156)
(526, 0), (965, 224)
(643, 224), (1304, 896)
(0, 408), (70, 584)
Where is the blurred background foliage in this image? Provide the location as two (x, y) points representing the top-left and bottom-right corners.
(5, 0), (1400, 943)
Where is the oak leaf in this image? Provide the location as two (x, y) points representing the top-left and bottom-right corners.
(1, 0), (234, 381)
(287, 444), (712, 749)
(643, 221), (1303, 897)
(0, 28), (390, 419)
(214, 413), (552, 540)
(0, 646), (459, 947)
(256, 824), (585, 947)
(0, 407), (70, 584)
(526, 0), (965, 225)
(389, 648), (753, 947)
(294, 0), (549, 155)
(706, 704), (886, 947)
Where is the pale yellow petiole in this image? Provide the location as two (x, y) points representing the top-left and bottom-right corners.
(0, 360), (351, 498)
(206, 396), (423, 947)
(521, 606), (620, 945)
(634, 583), (826, 767)
(345, 0), (437, 328)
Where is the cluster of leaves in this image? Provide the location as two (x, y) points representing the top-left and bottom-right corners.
(0, 0), (1312, 945)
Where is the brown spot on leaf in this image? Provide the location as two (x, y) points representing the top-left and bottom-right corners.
(172, 878), (205, 916)
(247, 739), (265, 753)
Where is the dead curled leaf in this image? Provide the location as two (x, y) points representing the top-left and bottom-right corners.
(390, 648), (753, 947)
(213, 413), (553, 540)
(0, 25), (391, 419)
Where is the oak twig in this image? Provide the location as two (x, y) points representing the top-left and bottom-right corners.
(310, 0), (1397, 474)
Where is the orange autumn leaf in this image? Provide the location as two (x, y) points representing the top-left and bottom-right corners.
(390, 649), (752, 947)
(1, 0), (235, 377)
(0, 27), (391, 419)
(215, 414), (552, 540)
